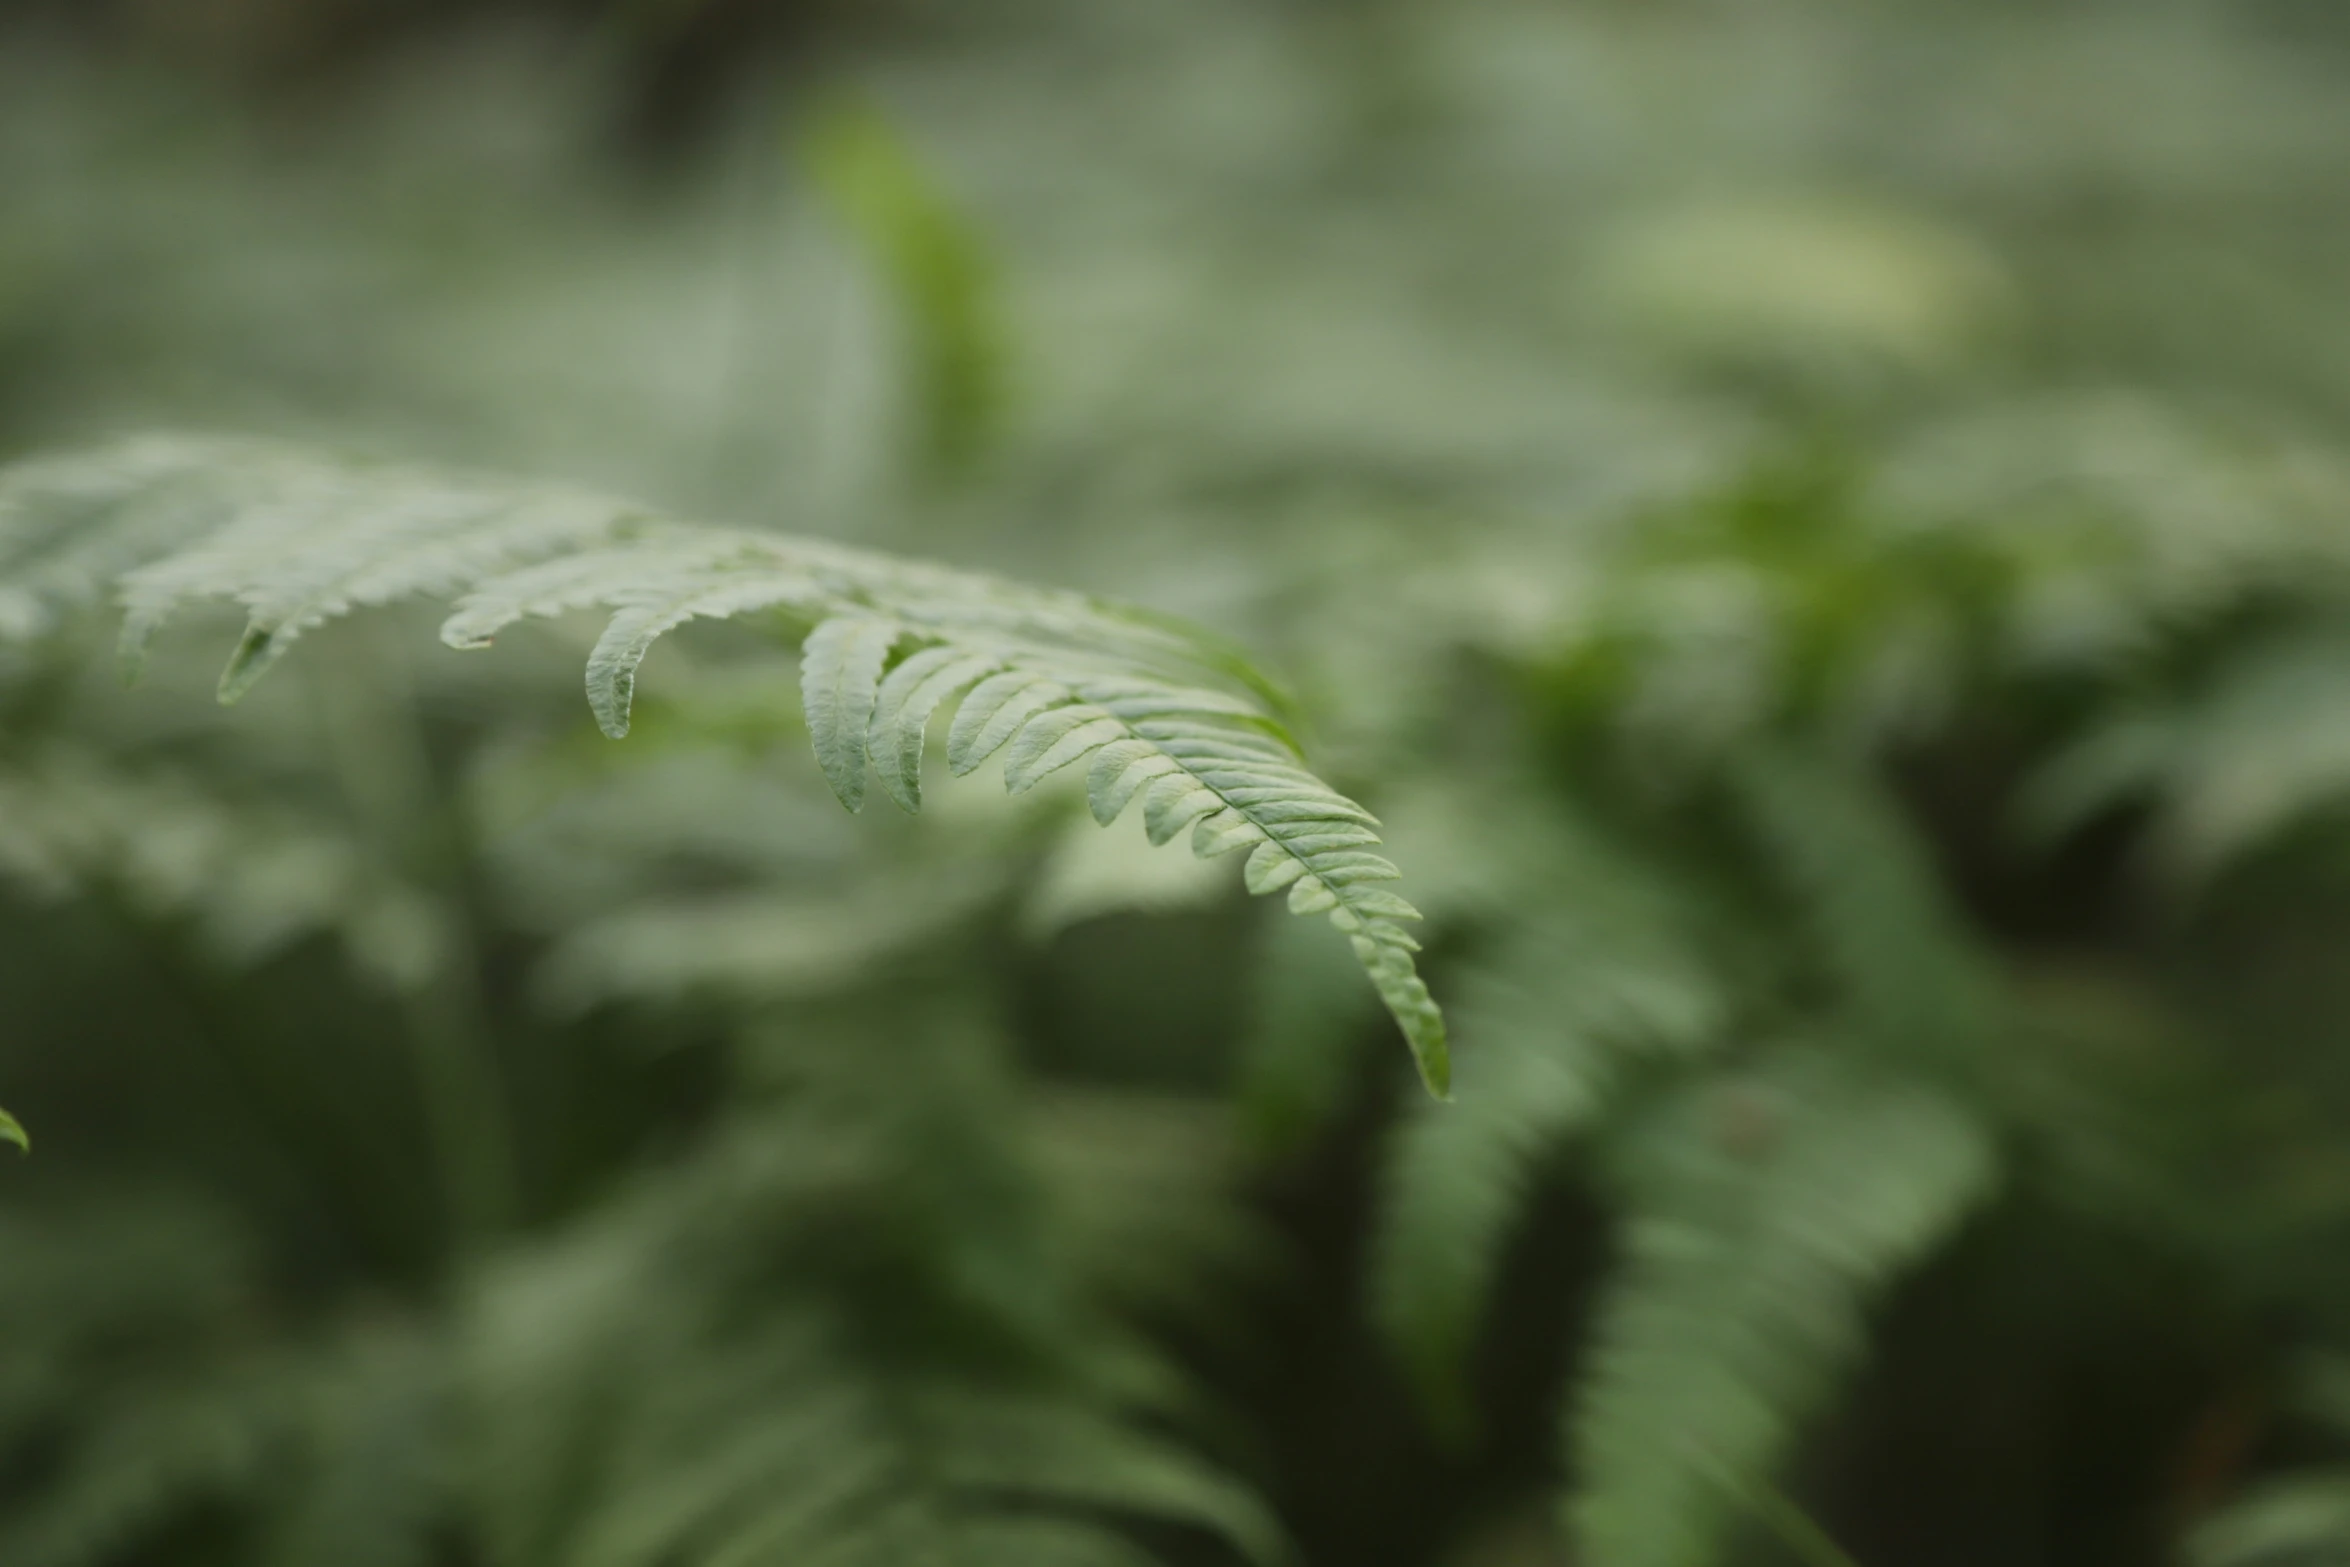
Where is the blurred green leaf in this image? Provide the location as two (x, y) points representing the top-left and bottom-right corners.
(803, 96), (1011, 482)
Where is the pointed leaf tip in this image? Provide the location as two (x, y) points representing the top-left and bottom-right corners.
(1350, 932), (1448, 1098)
(0, 1107), (28, 1153)
(1416, 1038), (1452, 1099)
(216, 622), (283, 705)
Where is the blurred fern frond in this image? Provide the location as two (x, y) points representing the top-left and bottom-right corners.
(1370, 743), (2012, 1550)
(0, 1019), (1280, 1567)
(804, 98), (1011, 483)
(2191, 1478), (2350, 1567)
(468, 1171), (1279, 1567)
(1728, 745), (2001, 1062)
(0, 1197), (292, 1567)
(0, 742), (442, 990)
(1373, 813), (1728, 1427)
(468, 1006), (1281, 1567)
(2025, 625), (2350, 884)
(0, 436), (1445, 1089)
(2188, 1360), (2350, 1567)
(1569, 1054), (1997, 1567)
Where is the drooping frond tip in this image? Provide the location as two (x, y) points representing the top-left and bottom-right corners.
(0, 435), (1448, 1093)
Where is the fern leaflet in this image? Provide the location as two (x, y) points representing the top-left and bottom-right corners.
(0, 436), (1447, 1091)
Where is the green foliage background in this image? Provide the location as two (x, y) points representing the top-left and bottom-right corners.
(7, 1), (2350, 1564)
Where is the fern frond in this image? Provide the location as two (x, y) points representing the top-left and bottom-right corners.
(0, 1206), (294, 1567)
(0, 743), (443, 991)
(0, 1202), (357, 1567)
(926, 1391), (1283, 1566)
(467, 1151), (1281, 1567)
(1027, 1087), (1271, 1330)
(2189, 1477), (2350, 1567)
(0, 1366), (297, 1567)
(803, 97), (1011, 481)
(0, 436), (1445, 1090)
(2024, 626), (2350, 882)
(1729, 746), (1999, 1058)
(1373, 838), (1726, 1425)
(1568, 1052), (1996, 1567)
(260, 1328), (449, 1567)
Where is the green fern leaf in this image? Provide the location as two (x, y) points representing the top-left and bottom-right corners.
(1373, 838), (1725, 1427)
(1569, 1052), (1995, 1567)
(0, 1361), (300, 1567)
(870, 647), (1000, 812)
(262, 1330), (448, 1567)
(2189, 1476), (2350, 1567)
(467, 1135), (1281, 1567)
(949, 672), (1065, 776)
(0, 1108), (24, 1153)
(800, 616), (902, 814)
(1085, 740), (1172, 826)
(802, 97), (1010, 481)
(1001, 706), (1125, 795)
(2024, 627), (2350, 883)
(926, 1395), (1285, 1566)
(1730, 746), (1998, 1057)
(0, 744), (443, 992)
(0, 437), (1448, 1091)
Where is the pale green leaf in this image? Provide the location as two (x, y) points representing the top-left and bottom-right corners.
(799, 618), (902, 814)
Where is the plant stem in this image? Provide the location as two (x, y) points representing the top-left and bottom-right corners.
(309, 621), (519, 1249)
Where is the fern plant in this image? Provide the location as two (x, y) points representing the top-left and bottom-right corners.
(0, 1008), (1282, 1567)
(15, 3), (2350, 1564)
(1358, 428), (2350, 1567)
(0, 434), (1446, 1092)
(1373, 744), (2007, 1567)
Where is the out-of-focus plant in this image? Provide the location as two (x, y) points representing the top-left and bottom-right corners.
(1368, 432), (2350, 1564)
(10, 2), (2350, 1567)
